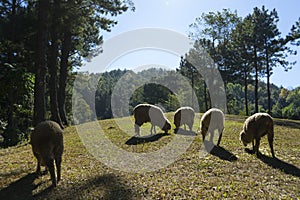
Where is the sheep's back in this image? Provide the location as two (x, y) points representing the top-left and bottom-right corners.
(133, 104), (151, 124)
(244, 113), (273, 136)
(31, 121), (63, 151)
(174, 107), (195, 125)
(201, 108), (224, 129)
(133, 104), (167, 127)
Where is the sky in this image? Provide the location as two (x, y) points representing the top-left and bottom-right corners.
(82, 0), (300, 89)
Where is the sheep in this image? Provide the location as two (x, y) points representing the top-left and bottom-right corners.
(133, 104), (171, 136)
(199, 108), (225, 146)
(240, 113), (275, 158)
(30, 120), (64, 187)
(174, 107), (195, 132)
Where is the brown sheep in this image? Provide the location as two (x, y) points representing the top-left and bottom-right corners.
(174, 107), (195, 132)
(240, 113), (275, 158)
(30, 120), (64, 187)
(133, 104), (171, 136)
(200, 108), (225, 146)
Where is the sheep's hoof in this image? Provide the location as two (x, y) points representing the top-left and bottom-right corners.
(244, 148), (255, 154)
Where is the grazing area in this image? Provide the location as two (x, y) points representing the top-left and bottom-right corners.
(0, 114), (299, 199)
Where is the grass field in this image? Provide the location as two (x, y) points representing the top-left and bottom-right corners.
(0, 114), (299, 199)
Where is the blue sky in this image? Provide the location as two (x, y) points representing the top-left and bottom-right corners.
(84, 0), (300, 89)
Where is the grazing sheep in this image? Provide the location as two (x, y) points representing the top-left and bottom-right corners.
(30, 120), (64, 187)
(174, 107), (195, 132)
(133, 104), (171, 136)
(200, 108), (225, 146)
(240, 113), (275, 158)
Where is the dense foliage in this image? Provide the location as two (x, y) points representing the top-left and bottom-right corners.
(71, 68), (300, 122)
(0, 0), (134, 146)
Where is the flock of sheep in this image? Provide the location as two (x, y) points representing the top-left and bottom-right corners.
(30, 103), (275, 187)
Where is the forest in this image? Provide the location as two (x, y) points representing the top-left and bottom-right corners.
(75, 68), (300, 123)
(1, 1), (300, 147)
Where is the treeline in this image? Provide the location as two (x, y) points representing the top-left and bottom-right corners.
(73, 68), (300, 124)
(185, 7), (300, 116)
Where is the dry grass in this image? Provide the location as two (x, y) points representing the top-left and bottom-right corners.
(0, 114), (299, 199)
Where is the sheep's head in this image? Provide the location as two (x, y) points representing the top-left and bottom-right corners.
(162, 120), (171, 134)
(240, 131), (249, 146)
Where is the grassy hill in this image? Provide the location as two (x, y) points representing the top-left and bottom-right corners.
(0, 114), (299, 199)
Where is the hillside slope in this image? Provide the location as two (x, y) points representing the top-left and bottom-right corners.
(0, 114), (299, 199)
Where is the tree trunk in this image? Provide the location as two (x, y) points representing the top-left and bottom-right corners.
(266, 46), (271, 114)
(204, 80), (208, 111)
(191, 72), (194, 108)
(244, 69), (249, 116)
(48, 30), (63, 127)
(48, 0), (64, 128)
(34, 0), (50, 126)
(254, 46), (259, 113)
(58, 30), (72, 125)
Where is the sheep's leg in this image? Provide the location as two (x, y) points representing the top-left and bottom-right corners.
(254, 138), (261, 157)
(202, 131), (206, 142)
(217, 128), (224, 146)
(150, 125), (154, 135)
(268, 140), (275, 158)
(33, 151), (42, 175)
(252, 140), (255, 152)
(46, 158), (57, 187)
(184, 124), (186, 130)
(209, 130), (214, 144)
(134, 124), (140, 136)
(55, 156), (62, 183)
(267, 131), (275, 158)
(36, 159), (41, 175)
(189, 123), (193, 132)
(174, 126), (178, 133)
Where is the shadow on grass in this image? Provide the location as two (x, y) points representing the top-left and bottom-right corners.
(204, 141), (238, 162)
(0, 168), (31, 179)
(274, 119), (300, 129)
(0, 172), (53, 200)
(258, 154), (300, 178)
(125, 133), (168, 145)
(174, 128), (197, 136)
(244, 148), (255, 155)
(54, 174), (137, 199)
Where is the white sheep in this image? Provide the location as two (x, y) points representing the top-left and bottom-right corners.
(200, 108), (225, 146)
(30, 120), (64, 187)
(174, 107), (195, 132)
(133, 104), (171, 136)
(240, 113), (275, 157)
